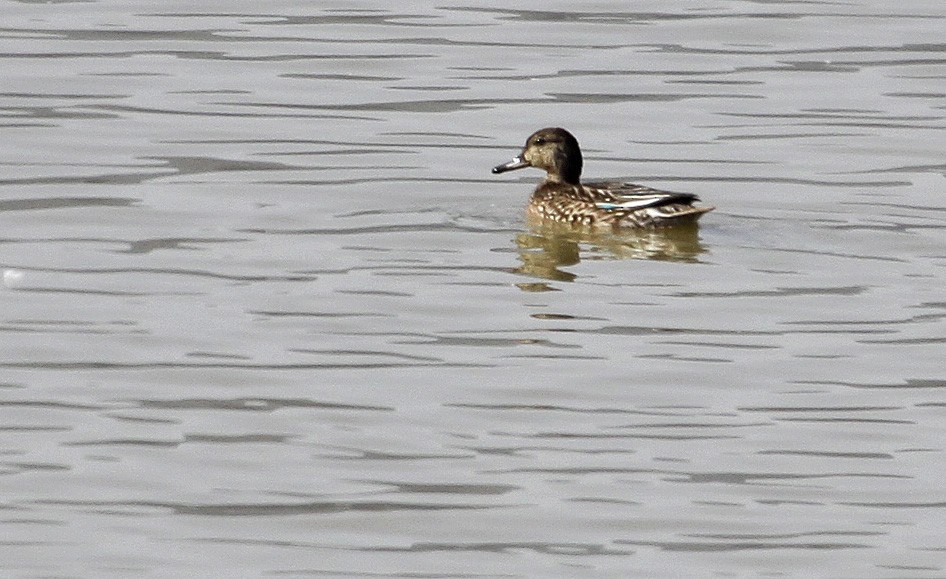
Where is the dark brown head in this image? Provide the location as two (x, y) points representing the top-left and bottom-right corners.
(492, 127), (583, 185)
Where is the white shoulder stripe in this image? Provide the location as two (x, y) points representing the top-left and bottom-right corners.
(594, 194), (675, 211)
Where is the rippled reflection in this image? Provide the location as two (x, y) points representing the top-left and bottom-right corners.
(513, 222), (708, 284)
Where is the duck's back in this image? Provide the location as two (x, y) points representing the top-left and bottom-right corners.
(530, 180), (713, 228)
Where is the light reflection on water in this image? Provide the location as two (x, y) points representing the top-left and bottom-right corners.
(1, 2), (945, 577)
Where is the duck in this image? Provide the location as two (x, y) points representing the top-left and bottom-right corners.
(492, 127), (713, 228)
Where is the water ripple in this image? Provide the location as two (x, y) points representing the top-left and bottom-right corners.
(34, 499), (499, 517)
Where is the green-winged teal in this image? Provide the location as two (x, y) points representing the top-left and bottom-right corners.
(492, 127), (713, 228)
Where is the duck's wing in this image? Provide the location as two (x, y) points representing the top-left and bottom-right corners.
(582, 181), (701, 211)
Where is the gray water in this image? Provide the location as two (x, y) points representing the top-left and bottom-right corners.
(2, 1), (945, 577)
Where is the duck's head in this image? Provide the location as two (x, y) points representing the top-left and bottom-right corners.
(492, 127), (583, 185)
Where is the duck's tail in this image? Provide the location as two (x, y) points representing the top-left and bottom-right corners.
(634, 204), (714, 227)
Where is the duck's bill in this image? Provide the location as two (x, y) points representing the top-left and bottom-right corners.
(492, 155), (530, 174)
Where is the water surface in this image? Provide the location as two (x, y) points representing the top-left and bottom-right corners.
(2, 2), (945, 577)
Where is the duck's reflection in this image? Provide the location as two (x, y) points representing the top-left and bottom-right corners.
(513, 222), (707, 287)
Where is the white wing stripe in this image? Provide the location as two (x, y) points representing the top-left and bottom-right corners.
(593, 194), (674, 211)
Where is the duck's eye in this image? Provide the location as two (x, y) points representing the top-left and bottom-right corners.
(533, 138), (546, 146)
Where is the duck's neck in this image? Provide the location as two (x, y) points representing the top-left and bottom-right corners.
(552, 147), (582, 185)
(545, 172), (581, 186)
